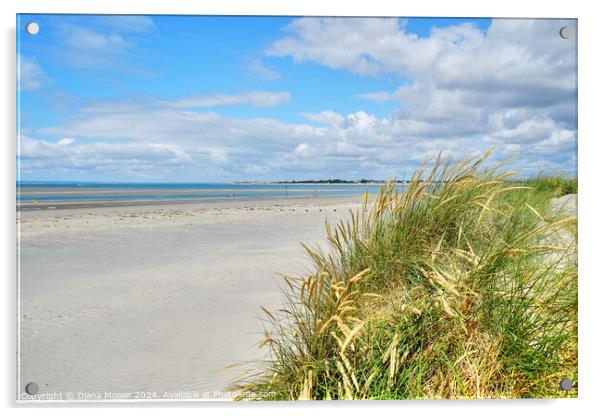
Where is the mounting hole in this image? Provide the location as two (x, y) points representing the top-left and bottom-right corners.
(559, 378), (573, 391)
(25, 22), (40, 36)
(559, 26), (571, 39)
(25, 382), (39, 395)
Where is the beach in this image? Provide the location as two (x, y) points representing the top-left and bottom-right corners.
(18, 196), (363, 399)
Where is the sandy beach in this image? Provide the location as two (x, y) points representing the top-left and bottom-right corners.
(18, 196), (363, 400)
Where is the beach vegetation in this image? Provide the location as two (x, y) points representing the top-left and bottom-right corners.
(233, 150), (577, 400)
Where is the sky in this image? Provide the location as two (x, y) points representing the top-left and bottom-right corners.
(17, 15), (577, 182)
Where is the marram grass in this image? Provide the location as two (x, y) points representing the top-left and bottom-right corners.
(232, 150), (577, 400)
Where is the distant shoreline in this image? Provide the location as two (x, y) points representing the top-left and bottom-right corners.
(17, 193), (364, 213)
(17, 180), (410, 187)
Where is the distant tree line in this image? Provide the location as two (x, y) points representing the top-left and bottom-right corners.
(276, 179), (411, 184)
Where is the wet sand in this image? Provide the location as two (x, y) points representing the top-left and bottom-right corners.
(17, 196), (363, 401)
(17, 184), (378, 211)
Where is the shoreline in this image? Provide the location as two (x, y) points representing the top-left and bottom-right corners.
(17, 195), (365, 241)
(18, 185), (375, 196)
(17, 194), (365, 212)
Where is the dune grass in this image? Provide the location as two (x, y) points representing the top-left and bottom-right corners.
(519, 175), (578, 198)
(234, 150), (577, 400)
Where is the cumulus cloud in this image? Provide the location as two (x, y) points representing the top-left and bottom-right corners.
(18, 135), (200, 179)
(20, 136), (191, 164)
(268, 17), (577, 175)
(29, 98), (485, 180)
(268, 19), (484, 77)
(21, 18), (577, 180)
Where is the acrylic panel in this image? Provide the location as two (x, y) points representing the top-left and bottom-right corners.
(16, 15), (578, 402)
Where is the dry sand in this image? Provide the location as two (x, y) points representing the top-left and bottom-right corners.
(549, 193), (577, 216)
(18, 196), (363, 401)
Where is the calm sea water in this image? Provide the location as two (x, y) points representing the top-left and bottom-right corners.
(17, 181), (403, 203)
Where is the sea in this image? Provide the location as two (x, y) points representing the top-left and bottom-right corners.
(16, 181), (404, 205)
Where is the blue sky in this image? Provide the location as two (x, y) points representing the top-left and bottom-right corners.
(17, 15), (576, 182)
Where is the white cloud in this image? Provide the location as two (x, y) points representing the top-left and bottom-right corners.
(301, 110), (344, 126)
(248, 59), (282, 80)
(170, 91), (291, 108)
(18, 55), (46, 91)
(268, 17), (577, 175)
(29, 95), (575, 181)
(268, 18), (486, 78)
(20, 136), (190, 163)
(355, 91), (395, 103)
(64, 25), (129, 53)
(294, 143), (312, 157)
(46, 16), (157, 74)
(30, 101), (486, 180)
(58, 138), (75, 146)
(19, 135), (197, 179)
(207, 147), (229, 163)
